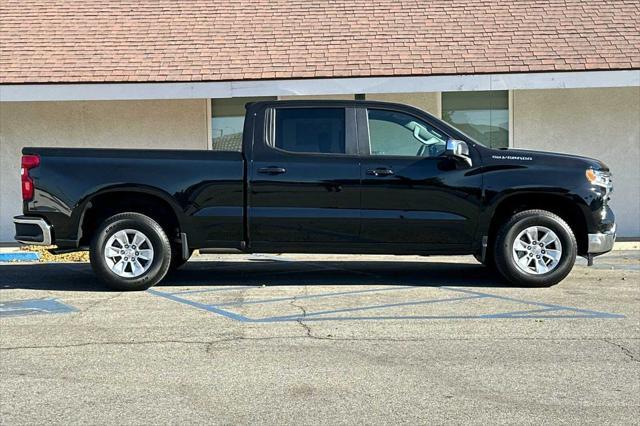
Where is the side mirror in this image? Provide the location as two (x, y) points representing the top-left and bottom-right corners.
(445, 139), (472, 167)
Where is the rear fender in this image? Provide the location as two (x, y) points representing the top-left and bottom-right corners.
(72, 185), (186, 245)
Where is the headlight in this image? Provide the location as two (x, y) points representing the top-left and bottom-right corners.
(586, 169), (613, 193)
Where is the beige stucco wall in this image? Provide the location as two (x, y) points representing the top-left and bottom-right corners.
(512, 87), (640, 237)
(0, 99), (209, 242)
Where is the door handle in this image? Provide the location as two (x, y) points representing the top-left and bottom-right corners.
(367, 167), (394, 177)
(258, 166), (287, 175)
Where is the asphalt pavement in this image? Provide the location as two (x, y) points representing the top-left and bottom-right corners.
(1, 251), (638, 424)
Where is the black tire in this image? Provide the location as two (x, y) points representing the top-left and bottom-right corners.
(493, 209), (577, 287)
(90, 212), (172, 291)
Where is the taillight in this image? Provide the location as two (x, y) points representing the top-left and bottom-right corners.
(21, 154), (40, 201)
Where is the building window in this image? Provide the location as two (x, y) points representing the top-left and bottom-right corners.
(211, 97), (275, 151)
(441, 91), (509, 148)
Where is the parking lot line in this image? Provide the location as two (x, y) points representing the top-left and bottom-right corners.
(267, 294), (486, 321)
(0, 298), (78, 318)
(168, 285), (261, 296)
(442, 287), (624, 319)
(213, 285), (418, 307)
(146, 288), (250, 322)
(147, 284), (624, 323)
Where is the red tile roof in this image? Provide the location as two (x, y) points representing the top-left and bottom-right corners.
(1, 0), (639, 84)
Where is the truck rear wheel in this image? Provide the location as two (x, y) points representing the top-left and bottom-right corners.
(493, 209), (577, 287)
(90, 212), (172, 291)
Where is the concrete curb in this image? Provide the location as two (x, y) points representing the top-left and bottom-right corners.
(612, 241), (640, 250)
(0, 252), (40, 262)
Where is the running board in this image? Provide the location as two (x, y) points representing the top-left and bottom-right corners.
(198, 248), (245, 254)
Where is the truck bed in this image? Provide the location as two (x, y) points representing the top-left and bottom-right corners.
(22, 147), (245, 248)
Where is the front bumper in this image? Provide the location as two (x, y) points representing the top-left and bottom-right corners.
(588, 223), (616, 254)
(14, 215), (52, 245)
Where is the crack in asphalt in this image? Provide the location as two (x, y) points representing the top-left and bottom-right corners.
(3, 337), (638, 351)
(0, 340), (212, 351)
(603, 338), (639, 362)
(290, 286), (314, 338)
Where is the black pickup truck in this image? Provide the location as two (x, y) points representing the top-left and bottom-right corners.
(14, 100), (615, 290)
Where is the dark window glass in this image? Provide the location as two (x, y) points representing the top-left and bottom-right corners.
(274, 108), (346, 154)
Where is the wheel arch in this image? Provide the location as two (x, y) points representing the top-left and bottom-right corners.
(485, 192), (589, 255)
(76, 186), (185, 247)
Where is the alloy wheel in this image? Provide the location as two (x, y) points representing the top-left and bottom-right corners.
(104, 229), (155, 278)
(512, 225), (562, 275)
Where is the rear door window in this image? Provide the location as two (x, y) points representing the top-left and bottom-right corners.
(271, 108), (346, 154)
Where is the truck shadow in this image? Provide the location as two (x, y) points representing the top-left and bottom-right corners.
(0, 259), (510, 292)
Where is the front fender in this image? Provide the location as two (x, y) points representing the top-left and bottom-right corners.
(474, 163), (598, 253)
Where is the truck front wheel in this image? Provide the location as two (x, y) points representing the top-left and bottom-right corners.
(493, 209), (577, 287)
(90, 212), (172, 291)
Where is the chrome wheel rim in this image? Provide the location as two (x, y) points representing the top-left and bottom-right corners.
(104, 229), (154, 278)
(512, 226), (562, 275)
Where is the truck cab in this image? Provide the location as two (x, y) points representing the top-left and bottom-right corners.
(246, 101), (481, 254)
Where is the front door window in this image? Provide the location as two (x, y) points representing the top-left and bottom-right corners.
(367, 109), (448, 157)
